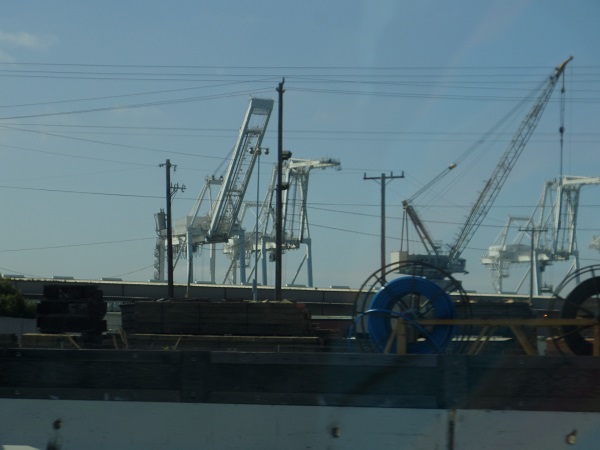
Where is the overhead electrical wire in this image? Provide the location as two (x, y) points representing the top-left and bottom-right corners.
(0, 184), (161, 199)
(1, 63), (596, 261)
(0, 87), (274, 121)
(0, 78), (279, 109)
(0, 236), (156, 253)
(0, 124), (229, 161)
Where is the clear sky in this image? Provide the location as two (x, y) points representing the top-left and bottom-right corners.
(0, 0), (599, 294)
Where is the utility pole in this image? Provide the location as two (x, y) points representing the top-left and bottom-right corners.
(520, 225), (547, 300)
(364, 171), (405, 276)
(160, 159), (185, 298)
(250, 146), (269, 301)
(275, 78), (285, 302)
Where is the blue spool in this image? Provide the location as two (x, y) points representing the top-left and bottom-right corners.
(367, 276), (456, 353)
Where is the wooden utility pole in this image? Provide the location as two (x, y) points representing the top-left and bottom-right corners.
(160, 159), (185, 298)
(364, 171), (405, 276)
(275, 79), (285, 301)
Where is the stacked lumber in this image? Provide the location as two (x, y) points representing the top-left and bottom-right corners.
(121, 301), (313, 337)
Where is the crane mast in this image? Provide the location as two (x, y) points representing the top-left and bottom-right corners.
(401, 57), (573, 278)
(223, 157), (341, 286)
(483, 176), (600, 294)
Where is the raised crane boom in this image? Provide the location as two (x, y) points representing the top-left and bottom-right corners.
(206, 98), (274, 241)
(447, 56), (572, 263)
(399, 57), (572, 278)
(154, 98), (273, 284)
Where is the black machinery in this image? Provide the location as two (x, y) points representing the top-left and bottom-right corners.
(36, 284), (106, 344)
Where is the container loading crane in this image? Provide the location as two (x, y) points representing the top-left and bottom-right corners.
(153, 97), (340, 287)
(591, 236), (600, 252)
(482, 175), (600, 294)
(395, 57), (573, 283)
(154, 97), (273, 284)
(223, 157), (341, 287)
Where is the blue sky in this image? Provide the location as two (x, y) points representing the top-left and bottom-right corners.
(0, 1), (599, 293)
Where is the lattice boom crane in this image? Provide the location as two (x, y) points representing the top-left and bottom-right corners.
(400, 57), (573, 279)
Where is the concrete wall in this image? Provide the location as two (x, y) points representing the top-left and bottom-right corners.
(0, 399), (448, 450)
(2, 399), (600, 449)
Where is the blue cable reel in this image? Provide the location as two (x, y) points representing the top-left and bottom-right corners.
(365, 275), (457, 354)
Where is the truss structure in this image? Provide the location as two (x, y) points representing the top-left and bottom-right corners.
(153, 98), (341, 287)
(223, 157), (341, 286)
(482, 175), (600, 294)
(591, 236), (600, 252)
(153, 97), (273, 284)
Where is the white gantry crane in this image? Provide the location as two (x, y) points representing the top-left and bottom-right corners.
(591, 236), (600, 252)
(223, 157), (341, 287)
(482, 175), (600, 294)
(153, 97), (274, 284)
(398, 57), (573, 281)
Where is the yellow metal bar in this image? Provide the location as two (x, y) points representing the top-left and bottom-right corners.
(468, 325), (491, 355)
(509, 325), (537, 356)
(417, 318), (598, 327)
(380, 317), (600, 357)
(383, 320), (408, 355)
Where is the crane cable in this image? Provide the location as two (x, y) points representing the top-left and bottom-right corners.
(401, 78), (546, 254)
(559, 66), (567, 178)
(406, 77), (546, 207)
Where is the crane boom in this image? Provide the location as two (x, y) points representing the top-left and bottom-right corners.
(447, 56), (573, 262)
(154, 98), (274, 284)
(402, 200), (440, 255)
(207, 98), (273, 241)
(399, 57), (573, 279)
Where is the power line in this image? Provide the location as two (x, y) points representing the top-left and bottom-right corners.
(0, 142), (157, 167)
(2, 61), (600, 71)
(16, 122), (600, 138)
(0, 78), (278, 109)
(0, 87), (273, 121)
(0, 184), (161, 199)
(287, 86), (600, 103)
(0, 124), (228, 161)
(0, 237), (155, 253)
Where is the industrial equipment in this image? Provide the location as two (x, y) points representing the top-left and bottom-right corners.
(590, 236), (600, 252)
(223, 157), (341, 286)
(36, 285), (106, 343)
(154, 98), (273, 284)
(153, 98), (340, 287)
(350, 260), (471, 355)
(482, 175), (600, 294)
(397, 57), (573, 283)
